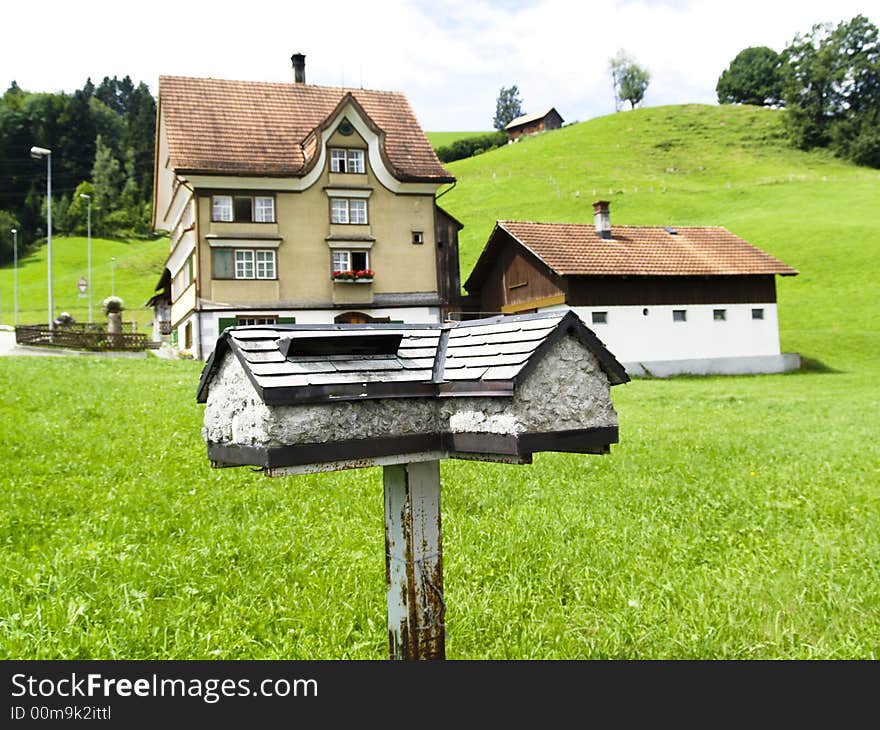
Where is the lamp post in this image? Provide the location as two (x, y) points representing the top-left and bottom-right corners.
(30, 146), (53, 331)
(11, 228), (18, 325)
(80, 194), (92, 322)
(111, 257), (116, 297)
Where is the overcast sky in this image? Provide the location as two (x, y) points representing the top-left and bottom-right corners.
(1, 1), (876, 131)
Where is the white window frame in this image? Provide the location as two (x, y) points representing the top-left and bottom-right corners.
(713, 309), (727, 321)
(331, 198), (368, 225)
(331, 250), (370, 274)
(212, 194), (275, 222)
(237, 316), (277, 326)
(591, 311), (608, 325)
(330, 148), (365, 174)
(232, 249), (276, 280)
(254, 196), (275, 222)
(752, 308), (764, 320)
(235, 250), (254, 279)
(212, 195), (233, 222)
(255, 249), (276, 279)
(673, 309), (687, 322)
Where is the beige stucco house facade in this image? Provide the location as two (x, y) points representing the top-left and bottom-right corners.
(151, 56), (461, 358)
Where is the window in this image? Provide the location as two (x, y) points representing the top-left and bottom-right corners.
(592, 311), (608, 325)
(256, 250), (275, 279)
(752, 308), (764, 320)
(211, 195), (275, 222)
(213, 249), (235, 279)
(673, 310), (687, 322)
(212, 195), (233, 222)
(214, 248), (276, 280)
(237, 316), (277, 326)
(412, 231), (424, 245)
(330, 148), (365, 174)
(332, 250), (369, 273)
(254, 197), (275, 222)
(713, 309), (727, 321)
(235, 250), (253, 279)
(331, 198), (368, 224)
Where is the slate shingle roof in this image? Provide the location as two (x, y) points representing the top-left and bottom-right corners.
(159, 75), (453, 182)
(465, 221), (798, 288)
(197, 310), (628, 406)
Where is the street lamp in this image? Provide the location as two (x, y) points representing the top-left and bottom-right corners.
(11, 228), (18, 325)
(30, 146), (53, 331)
(111, 257), (116, 297)
(80, 193), (92, 322)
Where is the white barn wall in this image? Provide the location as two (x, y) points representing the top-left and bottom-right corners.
(540, 302), (795, 375)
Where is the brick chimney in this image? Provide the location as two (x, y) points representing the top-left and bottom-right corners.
(291, 53), (306, 84)
(593, 200), (611, 239)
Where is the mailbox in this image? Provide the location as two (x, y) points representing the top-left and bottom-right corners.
(197, 310), (629, 659)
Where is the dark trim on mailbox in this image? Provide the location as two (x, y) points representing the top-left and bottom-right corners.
(207, 426), (619, 469)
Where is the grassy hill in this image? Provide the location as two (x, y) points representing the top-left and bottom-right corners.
(438, 104), (880, 371)
(2, 105), (879, 660)
(0, 235), (169, 329)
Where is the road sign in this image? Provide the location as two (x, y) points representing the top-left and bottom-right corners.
(78, 277), (88, 298)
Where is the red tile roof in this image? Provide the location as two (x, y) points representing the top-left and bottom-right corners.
(159, 76), (453, 182)
(480, 220), (798, 279)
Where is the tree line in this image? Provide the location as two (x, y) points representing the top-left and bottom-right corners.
(717, 14), (880, 167)
(0, 76), (156, 265)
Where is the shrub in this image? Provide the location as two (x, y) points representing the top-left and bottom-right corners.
(436, 132), (507, 163)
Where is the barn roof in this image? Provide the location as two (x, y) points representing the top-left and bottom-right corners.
(158, 75), (453, 182)
(465, 220), (799, 289)
(504, 107), (563, 131)
(197, 310), (628, 406)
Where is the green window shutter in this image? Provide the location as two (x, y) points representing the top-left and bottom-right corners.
(218, 317), (236, 333)
(277, 317), (297, 324)
(171, 328), (178, 346)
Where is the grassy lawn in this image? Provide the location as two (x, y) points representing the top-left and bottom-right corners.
(1, 103), (878, 659)
(0, 235), (169, 329)
(0, 355), (877, 659)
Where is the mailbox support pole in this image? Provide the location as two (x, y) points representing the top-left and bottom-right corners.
(383, 460), (445, 660)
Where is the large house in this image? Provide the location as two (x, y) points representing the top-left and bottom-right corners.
(151, 54), (461, 358)
(463, 201), (800, 376)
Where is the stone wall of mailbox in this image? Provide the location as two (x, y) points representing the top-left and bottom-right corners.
(197, 310), (629, 469)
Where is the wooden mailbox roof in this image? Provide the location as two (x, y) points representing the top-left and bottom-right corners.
(159, 75), (453, 182)
(197, 310), (628, 406)
(466, 221), (799, 290)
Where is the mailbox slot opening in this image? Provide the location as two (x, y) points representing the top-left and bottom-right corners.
(278, 331), (404, 358)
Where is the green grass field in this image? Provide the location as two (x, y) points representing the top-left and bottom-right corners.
(426, 130), (492, 149)
(0, 235), (169, 329)
(1, 104), (879, 659)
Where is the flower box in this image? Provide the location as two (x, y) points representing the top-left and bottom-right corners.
(332, 269), (374, 284)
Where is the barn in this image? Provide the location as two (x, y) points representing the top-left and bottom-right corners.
(505, 107), (564, 142)
(463, 201), (800, 376)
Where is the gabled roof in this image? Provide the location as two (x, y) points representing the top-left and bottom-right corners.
(466, 220), (799, 289)
(158, 75), (453, 182)
(197, 310), (628, 406)
(504, 107), (563, 131)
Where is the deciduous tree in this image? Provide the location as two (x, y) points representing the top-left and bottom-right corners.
(716, 46), (784, 106)
(493, 85), (524, 130)
(610, 50), (650, 110)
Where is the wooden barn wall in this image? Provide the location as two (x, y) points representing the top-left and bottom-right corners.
(475, 234), (564, 311)
(434, 205), (463, 311)
(566, 275), (777, 305)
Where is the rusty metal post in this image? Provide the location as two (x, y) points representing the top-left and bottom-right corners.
(383, 460), (445, 660)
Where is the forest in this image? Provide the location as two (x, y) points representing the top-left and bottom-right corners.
(0, 76), (156, 265)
